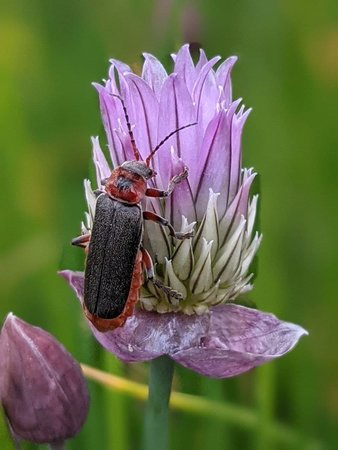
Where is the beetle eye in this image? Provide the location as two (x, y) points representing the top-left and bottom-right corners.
(147, 168), (156, 179)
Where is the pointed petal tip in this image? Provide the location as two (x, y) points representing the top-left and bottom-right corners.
(142, 52), (155, 59)
(58, 269), (83, 281)
(292, 323), (309, 337)
(58, 270), (82, 286)
(2, 311), (15, 327)
(57, 269), (70, 279)
(92, 81), (102, 91)
(5, 311), (14, 319)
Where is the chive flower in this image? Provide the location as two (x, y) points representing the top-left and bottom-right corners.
(61, 44), (307, 378)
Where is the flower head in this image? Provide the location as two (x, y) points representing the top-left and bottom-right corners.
(62, 44), (307, 378)
(0, 313), (89, 444)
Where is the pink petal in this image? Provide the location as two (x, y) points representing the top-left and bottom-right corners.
(59, 270), (84, 301)
(218, 171), (256, 246)
(89, 310), (211, 363)
(192, 56), (221, 133)
(157, 74), (197, 181)
(124, 73), (159, 160)
(59, 271), (307, 378)
(216, 56), (238, 107)
(92, 136), (111, 187)
(194, 110), (230, 219)
(172, 44), (196, 93)
(173, 305), (308, 378)
(93, 83), (127, 167)
(164, 149), (197, 227)
(109, 58), (132, 76)
(195, 48), (209, 73)
(142, 52), (168, 99)
(228, 108), (252, 204)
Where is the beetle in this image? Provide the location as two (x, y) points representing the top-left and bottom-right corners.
(72, 94), (195, 332)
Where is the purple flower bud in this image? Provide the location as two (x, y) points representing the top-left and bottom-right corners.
(0, 313), (89, 445)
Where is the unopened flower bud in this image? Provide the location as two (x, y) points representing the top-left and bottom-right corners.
(0, 313), (89, 445)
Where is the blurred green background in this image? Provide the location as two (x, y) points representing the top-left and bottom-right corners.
(0, 0), (337, 449)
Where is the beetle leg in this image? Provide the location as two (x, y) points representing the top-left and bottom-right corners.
(71, 233), (91, 249)
(141, 246), (183, 301)
(145, 167), (188, 198)
(143, 211), (193, 239)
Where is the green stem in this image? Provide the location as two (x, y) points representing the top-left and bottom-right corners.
(81, 363), (319, 448)
(143, 356), (175, 450)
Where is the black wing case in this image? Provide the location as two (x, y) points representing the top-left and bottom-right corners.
(84, 194), (143, 319)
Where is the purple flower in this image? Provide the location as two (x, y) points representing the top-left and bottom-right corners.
(61, 44), (307, 378)
(0, 313), (89, 444)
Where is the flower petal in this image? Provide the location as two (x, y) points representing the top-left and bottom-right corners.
(165, 147), (196, 228)
(164, 258), (187, 299)
(172, 217), (195, 281)
(92, 136), (111, 188)
(218, 170), (256, 246)
(172, 43), (196, 93)
(195, 48), (209, 73)
(124, 73), (159, 160)
(192, 56), (221, 133)
(84, 179), (96, 227)
(142, 53), (168, 99)
(213, 216), (246, 283)
(228, 107), (252, 203)
(172, 304), (308, 378)
(193, 189), (219, 261)
(194, 105), (240, 219)
(59, 270), (84, 301)
(157, 74), (197, 186)
(189, 238), (214, 294)
(109, 58), (132, 75)
(215, 56), (238, 107)
(58, 275), (308, 377)
(93, 83), (127, 167)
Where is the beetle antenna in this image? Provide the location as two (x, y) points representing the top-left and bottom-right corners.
(145, 122), (197, 166)
(111, 94), (140, 161)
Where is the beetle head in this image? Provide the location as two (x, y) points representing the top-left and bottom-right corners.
(121, 161), (156, 180)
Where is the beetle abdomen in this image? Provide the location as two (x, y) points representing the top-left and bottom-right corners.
(84, 194), (142, 319)
(84, 250), (143, 332)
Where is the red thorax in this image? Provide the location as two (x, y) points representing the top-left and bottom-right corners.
(105, 167), (148, 204)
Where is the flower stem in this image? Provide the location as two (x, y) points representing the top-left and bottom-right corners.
(81, 363), (319, 448)
(143, 356), (175, 450)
